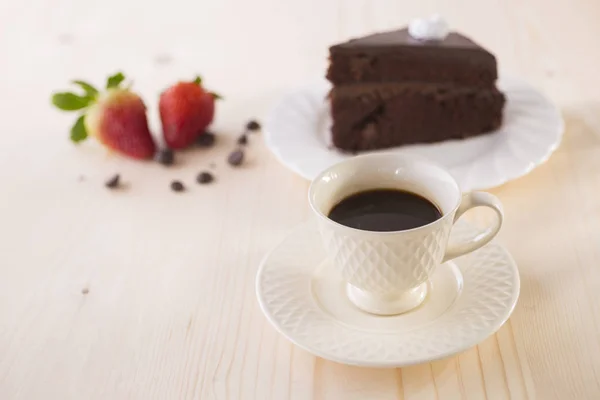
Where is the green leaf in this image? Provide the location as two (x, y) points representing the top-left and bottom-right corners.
(193, 76), (202, 85)
(106, 72), (125, 89)
(52, 92), (92, 111)
(72, 80), (99, 97)
(70, 115), (88, 143)
(211, 92), (223, 100)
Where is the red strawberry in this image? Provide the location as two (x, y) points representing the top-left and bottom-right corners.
(85, 90), (156, 159)
(159, 76), (221, 149)
(52, 72), (156, 159)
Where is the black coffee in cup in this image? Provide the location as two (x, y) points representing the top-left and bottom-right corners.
(328, 189), (442, 232)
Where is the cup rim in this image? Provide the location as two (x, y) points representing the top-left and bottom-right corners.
(307, 152), (463, 235)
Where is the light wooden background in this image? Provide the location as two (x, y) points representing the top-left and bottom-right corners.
(1, 0), (599, 399)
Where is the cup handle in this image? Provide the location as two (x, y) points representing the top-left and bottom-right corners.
(442, 191), (504, 263)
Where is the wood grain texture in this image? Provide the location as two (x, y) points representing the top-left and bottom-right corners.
(0, 0), (599, 398)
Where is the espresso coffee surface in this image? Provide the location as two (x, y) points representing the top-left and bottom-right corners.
(328, 189), (442, 232)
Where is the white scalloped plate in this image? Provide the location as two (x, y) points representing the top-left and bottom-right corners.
(256, 220), (520, 368)
(264, 76), (563, 191)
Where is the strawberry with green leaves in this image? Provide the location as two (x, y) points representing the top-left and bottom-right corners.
(159, 76), (221, 149)
(52, 72), (156, 159)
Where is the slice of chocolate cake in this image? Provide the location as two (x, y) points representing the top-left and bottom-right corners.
(327, 16), (505, 152)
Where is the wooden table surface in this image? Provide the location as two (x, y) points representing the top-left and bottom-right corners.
(1, 0), (600, 399)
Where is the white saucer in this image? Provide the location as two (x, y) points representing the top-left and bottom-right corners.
(264, 75), (563, 191)
(256, 220), (520, 368)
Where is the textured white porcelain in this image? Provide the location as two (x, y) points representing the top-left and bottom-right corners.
(264, 75), (564, 191)
(308, 153), (503, 315)
(256, 220), (520, 367)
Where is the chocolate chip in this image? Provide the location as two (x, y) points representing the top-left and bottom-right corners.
(155, 148), (174, 166)
(196, 132), (216, 147)
(237, 134), (248, 145)
(170, 181), (185, 192)
(196, 171), (214, 184)
(246, 120), (261, 131)
(105, 174), (120, 189)
(227, 149), (244, 166)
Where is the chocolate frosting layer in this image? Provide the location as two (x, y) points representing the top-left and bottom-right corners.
(331, 28), (488, 53)
(327, 28), (498, 86)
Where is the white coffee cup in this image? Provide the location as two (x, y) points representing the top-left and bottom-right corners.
(308, 153), (503, 315)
